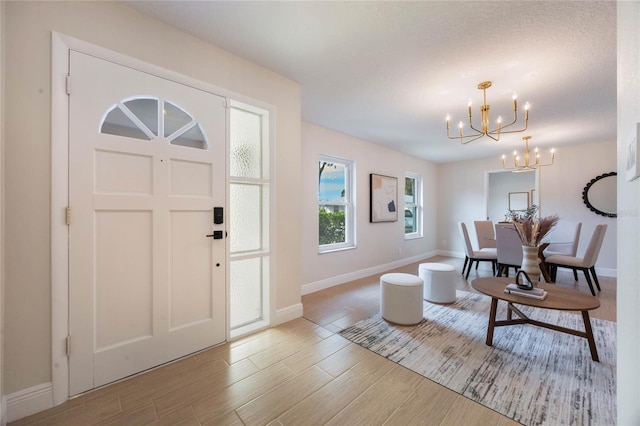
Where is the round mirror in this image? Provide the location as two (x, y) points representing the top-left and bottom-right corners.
(582, 172), (617, 217)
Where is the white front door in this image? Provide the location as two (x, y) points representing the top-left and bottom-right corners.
(68, 51), (227, 395)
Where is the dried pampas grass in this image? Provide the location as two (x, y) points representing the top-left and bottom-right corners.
(512, 215), (560, 247)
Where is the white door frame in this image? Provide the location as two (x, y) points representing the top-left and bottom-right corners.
(51, 32), (276, 406)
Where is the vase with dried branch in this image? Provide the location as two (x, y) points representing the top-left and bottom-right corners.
(506, 207), (560, 285)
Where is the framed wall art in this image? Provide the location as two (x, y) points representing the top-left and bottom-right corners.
(370, 173), (398, 222)
(508, 191), (529, 211)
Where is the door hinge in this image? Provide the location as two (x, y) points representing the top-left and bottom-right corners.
(66, 335), (71, 357)
(66, 75), (71, 95)
(66, 206), (72, 225)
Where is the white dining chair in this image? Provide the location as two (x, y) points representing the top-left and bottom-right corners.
(474, 220), (497, 250)
(458, 222), (497, 279)
(543, 221), (582, 256)
(495, 223), (523, 277)
(543, 221), (582, 280)
(545, 224), (607, 296)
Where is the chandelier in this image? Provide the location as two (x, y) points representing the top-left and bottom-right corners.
(446, 81), (529, 144)
(502, 136), (555, 173)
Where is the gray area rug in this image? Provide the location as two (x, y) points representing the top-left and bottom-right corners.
(338, 290), (616, 425)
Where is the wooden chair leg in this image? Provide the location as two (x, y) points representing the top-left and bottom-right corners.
(573, 269), (579, 281)
(465, 260), (473, 279)
(590, 266), (601, 291)
(549, 265), (557, 282)
(462, 257), (469, 275)
(582, 269), (596, 296)
(491, 261), (496, 276)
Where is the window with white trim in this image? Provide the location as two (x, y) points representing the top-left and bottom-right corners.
(318, 155), (355, 252)
(404, 173), (422, 237)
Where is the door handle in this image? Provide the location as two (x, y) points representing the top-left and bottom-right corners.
(206, 230), (224, 239)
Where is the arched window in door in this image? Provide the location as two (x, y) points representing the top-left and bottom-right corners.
(100, 97), (208, 149)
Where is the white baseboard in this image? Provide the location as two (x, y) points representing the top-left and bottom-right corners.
(596, 267), (616, 278)
(275, 303), (304, 325)
(302, 251), (438, 295)
(437, 250), (464, 259)
(6, 383), (53, 423)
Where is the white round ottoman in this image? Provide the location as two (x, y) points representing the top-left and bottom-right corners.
(380, 273), (424, 325)
(419, 263), (456, 304)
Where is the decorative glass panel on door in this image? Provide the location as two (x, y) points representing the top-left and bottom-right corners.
(170, 124), (207, 150)
(101, 103), (153, 141)
(163, 101), (192, 137)
(230, 108), (262, 178)
(230, 257), (264, 328)
(230, 183), (262, 253)
(123, 98), (158, 135)
(100, 97), (207, 151)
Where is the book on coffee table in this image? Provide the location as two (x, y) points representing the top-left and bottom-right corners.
(504, 283), (548, 300)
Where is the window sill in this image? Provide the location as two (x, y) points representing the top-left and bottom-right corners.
(319, 244), (357, 254)
(404, 233), (422, 241)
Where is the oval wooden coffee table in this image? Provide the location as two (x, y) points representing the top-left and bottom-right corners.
(471, 277), (601, 361)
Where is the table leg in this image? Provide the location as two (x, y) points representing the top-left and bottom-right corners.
(486, 297), (498, 346)
(537, 243), (553, 283)
(581, 311), (600, 362)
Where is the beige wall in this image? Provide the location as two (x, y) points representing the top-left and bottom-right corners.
(437, 140), (617, 273)
(616, 1), (640, 423)
(300, 122), (438, 291)
(4, 1), (301, 395)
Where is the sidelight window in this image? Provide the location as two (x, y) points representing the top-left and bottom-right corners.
(229, 101), (270, 335)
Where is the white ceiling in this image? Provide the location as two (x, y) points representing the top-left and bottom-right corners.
(122, 1), (617, 163)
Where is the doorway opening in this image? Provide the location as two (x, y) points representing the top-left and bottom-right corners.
(484, 169), (539, 223)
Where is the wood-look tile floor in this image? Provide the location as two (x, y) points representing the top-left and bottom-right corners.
(11, 256), (616, 426)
